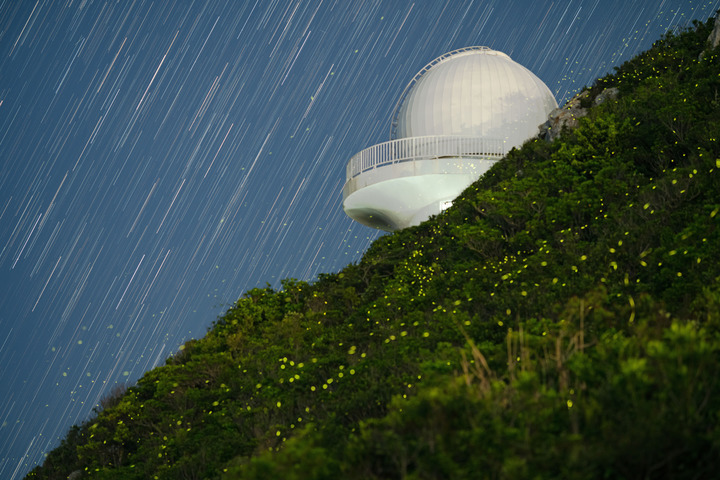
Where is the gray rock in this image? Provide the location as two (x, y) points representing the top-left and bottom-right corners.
(708, 14), (720, 49)
(538, 86), (622, 142)
(701, 14), (720, 59)
(538, 90), (589, 142)
(593, 87), (619, 106)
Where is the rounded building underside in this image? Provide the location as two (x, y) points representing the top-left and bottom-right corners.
(343, 157), (498, 231)
(343, 171), (482, 231)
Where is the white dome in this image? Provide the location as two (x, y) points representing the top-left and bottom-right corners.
(392, 47), (557, 150)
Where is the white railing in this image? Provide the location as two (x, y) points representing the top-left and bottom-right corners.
(346, 135), (506, 181)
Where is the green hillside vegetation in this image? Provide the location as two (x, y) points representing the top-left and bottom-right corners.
(28, 15), (720, 480)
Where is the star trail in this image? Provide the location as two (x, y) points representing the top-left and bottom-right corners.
(1, 1), (719, 477)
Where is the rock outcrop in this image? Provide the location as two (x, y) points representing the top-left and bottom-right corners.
(593, 87), (620, 106)
(699, 14), (720, 59)
(538, 87), (619, 142)
(708, 14), (720, 49)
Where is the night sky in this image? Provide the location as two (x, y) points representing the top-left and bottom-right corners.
(2, 1), (719, 477)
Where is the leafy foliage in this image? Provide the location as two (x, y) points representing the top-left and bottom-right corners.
(27, 15), (720, 480)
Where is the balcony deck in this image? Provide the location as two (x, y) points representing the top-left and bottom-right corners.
(343, 135), (505, 201)
(342, 135), (506, 231)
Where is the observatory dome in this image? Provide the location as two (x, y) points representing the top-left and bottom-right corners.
(392, 47), (557, 150)
(343, 46), (557, 232)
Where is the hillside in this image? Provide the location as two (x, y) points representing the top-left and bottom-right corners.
(27, 15), (720, 480)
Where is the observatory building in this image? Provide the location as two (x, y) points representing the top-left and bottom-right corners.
(342, 46), (557, 231)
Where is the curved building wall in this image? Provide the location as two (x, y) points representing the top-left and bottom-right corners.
(394, 49), (557, 150)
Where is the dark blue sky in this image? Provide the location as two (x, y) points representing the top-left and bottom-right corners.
(2, 1), (719, 477)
